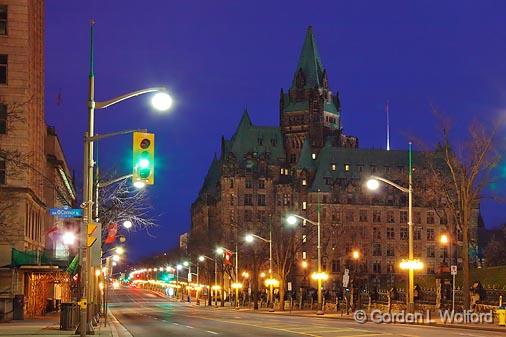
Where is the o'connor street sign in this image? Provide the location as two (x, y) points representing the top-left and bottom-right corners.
(49, 207), (83, 218)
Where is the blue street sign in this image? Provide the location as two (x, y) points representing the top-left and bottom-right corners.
(49, 207), (83, 218)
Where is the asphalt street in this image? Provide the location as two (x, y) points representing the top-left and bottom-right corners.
(108, 287), (505, 337)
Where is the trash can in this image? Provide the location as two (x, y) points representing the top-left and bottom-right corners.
(60, 303), (77, 330)
(498, 306), (506, 327)
(13, 295), (24, 320)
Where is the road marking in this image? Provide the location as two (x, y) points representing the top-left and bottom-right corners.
(206, 330), (219, 335)
(173, 322), (180, 326)
(185, 325), (194, 329)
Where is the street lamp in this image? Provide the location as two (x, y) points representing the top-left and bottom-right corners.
(286, 190), (324, 316)
(216, 246), (239, 309)
(199, 255), (218, 306)
(62, 232), (77, 246)
(79, 22), (174, 337)
(366, 142), (417, 313)
(245, 232), (274, 311)
(115, 246), (125, 255)
(122, 220), (132, 229)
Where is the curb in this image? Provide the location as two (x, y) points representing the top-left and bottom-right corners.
(202, 306), (506, 333)
(108, 311), (133, 337)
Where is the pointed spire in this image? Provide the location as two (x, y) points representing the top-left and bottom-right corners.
(292, 26), (325, 89)
(236, 108), (252, 132)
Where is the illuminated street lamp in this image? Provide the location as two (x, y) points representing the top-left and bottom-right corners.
(245, 232), (274, 311)
(366, 142), (417, 313)
(112, 255), (120, 262)
(115, 246), (125, 255)
(62, 232), (76, 246)
(122, 220), (133, 229)
(199, 255), (218, 306)
(285, 191), (324, 315)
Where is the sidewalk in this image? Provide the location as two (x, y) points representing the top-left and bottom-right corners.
(0, 311), (130, 337)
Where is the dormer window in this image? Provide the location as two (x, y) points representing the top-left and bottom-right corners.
(331, 164), (336, 171)
(302, 179), (307, 186)
(312, 153), (316, 160)
(344, 164), (350, 172)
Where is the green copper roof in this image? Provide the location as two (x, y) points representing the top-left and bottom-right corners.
(309, 146), (421, 192)
(200, 154), (221, 195)
(296, 138), (315, 170)
(227, 110), (286, 164)
(291, 26), (325, 89)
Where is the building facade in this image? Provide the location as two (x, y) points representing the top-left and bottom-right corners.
(191, 27), (478, 293)
(0, 0), (76, 320)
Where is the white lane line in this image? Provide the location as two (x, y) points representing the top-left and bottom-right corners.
(185, 325), (194, 329)
(173, 323), (180, 326)
(206, 331), (218, 335)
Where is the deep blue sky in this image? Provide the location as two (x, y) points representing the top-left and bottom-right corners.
(45, 1), (506, 261)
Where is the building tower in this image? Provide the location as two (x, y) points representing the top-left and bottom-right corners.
(280, 26), (355, 166)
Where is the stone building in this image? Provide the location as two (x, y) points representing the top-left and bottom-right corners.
(191, 27), (478, 292)
(0, 0), (76, 320)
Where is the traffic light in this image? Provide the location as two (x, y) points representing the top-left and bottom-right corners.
(133, 132), (155, 185)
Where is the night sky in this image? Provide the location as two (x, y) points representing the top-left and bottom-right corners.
(45, 1), (506, 261)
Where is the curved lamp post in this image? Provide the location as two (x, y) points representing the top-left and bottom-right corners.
(245, 232), (274, 311)
(286, 207), (326, 316)
(366, 142), (417, 313)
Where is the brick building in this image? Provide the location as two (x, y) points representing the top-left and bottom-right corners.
(191, 27), (478, 292)
(0, 0), (76, 320)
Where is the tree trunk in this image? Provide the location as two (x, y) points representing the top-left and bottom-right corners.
(252, 274), (259, 310)
(462, 219), (470, 310)
(279, 278), (286, 311)
(220, 264), (225, 307)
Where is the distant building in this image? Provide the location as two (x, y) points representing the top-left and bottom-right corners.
(179, 232), (188, 253)
(191, 27), (479, 292)
(0, 0), (76, 320)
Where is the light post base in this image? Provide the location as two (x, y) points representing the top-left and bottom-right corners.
(316, 310), (324, 315)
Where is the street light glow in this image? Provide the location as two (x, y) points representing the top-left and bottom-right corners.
(366, 178), (380, 190)
(151, 92), (173, 111)
(133, 181), (146, 189)
(286, 215), (298, 226)
(245, 234), (254, 243)
(399, 259), (424, 271)
(115, 246), (125, 255)
(440, 234), (449, 245)
(183, 261), (189, 267)
(216, 247), (224, 255)
(352, 250), (360, 260)
(62, 232), (76, 245)
(311, 272), (329, 281)
(176, 264), (182, 270)
(112, 254), (120, 262)
(231, 282), (243, 289)
(301, 260), (308, 269)
(123, 220), (133, 229)
(198, 256), (205, 262)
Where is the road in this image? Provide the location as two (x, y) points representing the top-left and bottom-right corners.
(108, 287), (504, 337)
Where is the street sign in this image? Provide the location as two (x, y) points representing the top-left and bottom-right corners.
(87, 236), (97, 247)
(49, 207), (83, 218)
(188, 273), (192, 282)
(87, 223), (97, 235)
(451, 265), (457, 275)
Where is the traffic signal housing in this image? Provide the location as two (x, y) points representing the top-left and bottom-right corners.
(133, 132), (155, 185)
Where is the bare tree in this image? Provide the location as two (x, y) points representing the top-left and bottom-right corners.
(421, 119), (501, 309)
(97, 173), (157, 242)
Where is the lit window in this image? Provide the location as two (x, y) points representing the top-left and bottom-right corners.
(302, 201), (307, 210)
(331, 164), (336, 171)
(280, 168), (284, 175)
(302, 179), (307, 186)
(344, 164), (350, 171)
(312, 153), (316, 159)
(302, 251), (307, 259)
(302, 235), (307, 243)
(284, 169), (289, 175)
